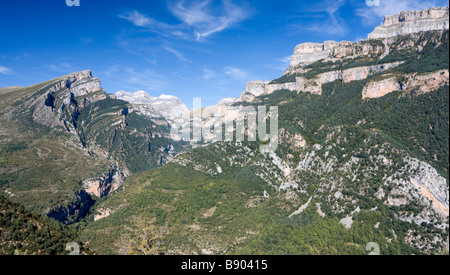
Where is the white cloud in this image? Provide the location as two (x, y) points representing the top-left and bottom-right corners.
(99, 65), (169, 93)
(119, 11), (154, 27)
(118, 10), (177, 36)
(119, 0), (250, 41)
(170, 0), (249, 41)
(293, 0), (348, 36)
(0, 65), (12, 75)
(124, 68), (169, 92)
(202, 67), (217, 80)
(279, 55), (292, 66)
(163, 45), (191, 63)
(356, 0), (448, 25)
(224, 66), (249, 80)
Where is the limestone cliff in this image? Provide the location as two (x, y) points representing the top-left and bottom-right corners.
(26, 70), (107, 130)
(116, 90), (190, 122)
(236, 7), (449, 103)
(82, 165), (125, 198)
(368, 7), (449, 40)
(286, 41), (385, 70)
(362, 70), (449, 99)
(237, 61), (403, 100)
(288, 40), (384, 69)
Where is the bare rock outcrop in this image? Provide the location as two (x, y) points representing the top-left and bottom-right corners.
(82, 165), (125, 198)
(362, 70), (449, 99)
(48, 70), (102, 97)
(237, 62), (403, 101)
(116, 90), (189, 122)
(362, 76), (402, 99)
(28, 70), (106, 129)
(368, 7), (449, 40)
(289, 40), (384, 69)
(237, 81), (268, 102)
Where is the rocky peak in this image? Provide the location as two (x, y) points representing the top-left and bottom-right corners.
(286, 7), (449, 70)
(116, 90), (189, 121)
(216, 98), (236, 106)
(368, 7), (449, 39)
(28, 70), (106, 129)
(48, 70), (102, 96)
(383, 7), (448, 27)
(290, 41), (356, 68)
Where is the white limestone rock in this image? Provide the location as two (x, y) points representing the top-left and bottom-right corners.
(368, 7), (449, 40)
(116, 90), (190, 121)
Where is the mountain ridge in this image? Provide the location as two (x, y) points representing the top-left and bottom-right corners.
(77, 7), (449, 255)
(1, 6), (449, 255)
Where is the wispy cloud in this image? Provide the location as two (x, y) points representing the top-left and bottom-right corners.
(279, 55), (292, 66)
(356, 0), (449, 25)
(0, 65), (13, 75)
(224, 66), (249, 80)
(119, 10), (159, 27)
(264, 55), (292, 72)
(100, 65), (169, 93)
(163, 45), (191, 63)
(292, 0), (348, 36)
(202, 67), (217, 80)
(119, 0), (250, 41)
(169, 0), (250, 41)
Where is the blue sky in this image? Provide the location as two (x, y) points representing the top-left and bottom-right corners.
(0, 0), (448, 107)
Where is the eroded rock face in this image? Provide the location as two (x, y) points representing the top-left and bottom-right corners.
(386, 157), (449, 218)
(289, 41), (365, 68)
(237, 81), (267, 102)
(281, 7), (448, 75)
(82, 165), (125, 198)
(238, 62), (404, 100)
(48, 70), (102, 97)
(29, 70), (106, 129)
(362, 70), (449, 99)
(116, 90), (189, 122)
(368, 7), (449, 39)
(362, 76), (401, 99)
(279, 128), (307, 151)
(404, 70), (449, 95)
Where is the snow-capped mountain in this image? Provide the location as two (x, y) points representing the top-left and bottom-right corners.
(116, 90), (190, 121)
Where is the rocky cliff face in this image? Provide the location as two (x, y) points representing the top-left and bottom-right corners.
(238, 81), (267, 102)
(362, 70), (449, 99)
(24, 70), (107, 131)
(237, 61), (404, 100)
(116, 90), (190, 122)
(2, 69), (188, 222)
(236, 7), (448, 103)
(288, 41), (383, 69)
(368, 7), (449, 40)
(82, 165), (125, 198)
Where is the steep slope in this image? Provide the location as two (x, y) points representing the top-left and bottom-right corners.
(0, 194), (80, 255)
(80, 8), (449, 255)
(0, 71), (187, 224)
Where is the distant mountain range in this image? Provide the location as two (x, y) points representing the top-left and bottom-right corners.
(115, 90), (190, 121)
(0, 7), (448, 255)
